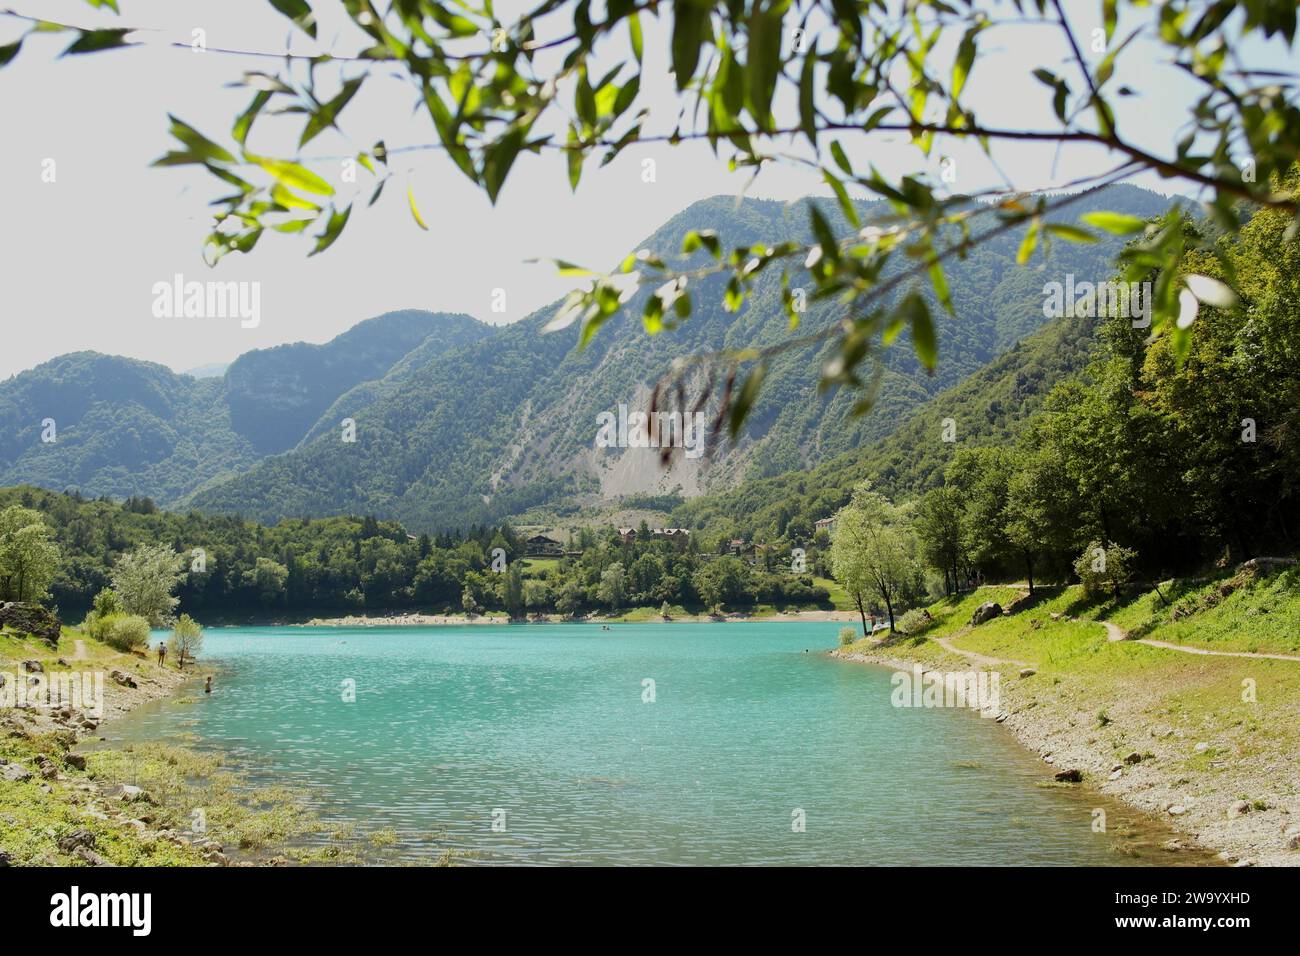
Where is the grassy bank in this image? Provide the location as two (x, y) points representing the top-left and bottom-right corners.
(836, 562), (1300, 866)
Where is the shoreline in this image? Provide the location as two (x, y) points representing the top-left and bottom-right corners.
(830, 642), (1290, 867)
(290, 608), (859, 627)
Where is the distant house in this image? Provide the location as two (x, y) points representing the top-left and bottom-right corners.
(653, 527), (690, 539)
(815, 517), (836, 536)
(524, 534), (564, 557)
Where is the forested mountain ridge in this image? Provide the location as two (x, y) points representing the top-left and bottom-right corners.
(0, 311), (489, 505)
(2, 186), (1171, 529)
(189, 184), (1170, 530)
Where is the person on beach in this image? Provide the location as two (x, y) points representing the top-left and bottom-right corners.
(204, 676), (212, 695)
(157, 643), (166, 666)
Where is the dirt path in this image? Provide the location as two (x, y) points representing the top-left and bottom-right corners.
(1103, 620), (1300, 662)
(933, 627), (1030, 669)
(72, 639), (87, 661)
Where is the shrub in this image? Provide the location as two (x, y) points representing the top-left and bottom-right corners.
(168, 614), (204, 670)
(1074, 541), (1136, 598)
(838, 626), (858, 646)
(896, 608), (933, 636)
(102, 613), (151, 652)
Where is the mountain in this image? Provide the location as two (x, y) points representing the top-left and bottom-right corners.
(183, 363), (230, 379)
(0, 311), (489, 505)
(189, 184), (1170, 529)
(670, 307), (1103, 538)
(0, 185), (1171, 529)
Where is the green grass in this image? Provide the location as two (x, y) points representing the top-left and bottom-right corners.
(813, 576), (855, 612)
(520, 557), (561, 575)
(1104, 563), (1300, 656)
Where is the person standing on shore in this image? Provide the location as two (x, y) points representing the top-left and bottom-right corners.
(204, 676), (212, 695)
(157, 643), (166, 666)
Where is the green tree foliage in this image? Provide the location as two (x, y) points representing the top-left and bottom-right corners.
(829, 484), (918, 633)
(0, 505), (60, 603)
(168, 613), (204, 670)
(111, 543), (187, 626)
(102, 613), (151, 653)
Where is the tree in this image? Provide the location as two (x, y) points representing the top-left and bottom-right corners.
(913, 486), (965, 597)
(1074, 540), (1136, 600)
(243, 557), (289, 604)
(522, 578), (552, 611)
(111, 544), (187, 626)
(1005, 446), (1077, 593)
(6, 1), (1293, 433)
(168, 613), (204, 670)
(829, 484), (917, 634)
(555, 578), (585, 618)
(503, 563), (525, 618)
(0, 506), (61, 604)
(597, 562), (627, 610)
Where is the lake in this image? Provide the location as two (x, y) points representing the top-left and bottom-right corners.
(111, 621), (1194, 865)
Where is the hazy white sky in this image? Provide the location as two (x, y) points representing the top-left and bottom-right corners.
(0, 0), (1287, 379)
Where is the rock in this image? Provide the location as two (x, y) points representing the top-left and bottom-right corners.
(0, 764), (33, 783)
(1054, 768), (1083, 783)
(109, 670), (137, 689)
(20, 660), (43, 674)
(39, 764), (58, 780)
(970, 602), (1003, 626)
(117, 785), (153, 804)
(1109, 768), (1123, 781)
(1018, 667), (1037, 678)
(1123, 752), (1144, 765)
(0, 602), (62, 648)
(1228, 800), (1250, 819)
(1049, 612), (1062, 621)
(0, 847), (10, 866)
(1168, 804), (1188, 816)
(1194, 742), (1209, 753)
(57, 829), (96, 853)
(1162, 839), (1187, 851)
(1285, 829), (1300, 851)
(64, 753), (86, 772)
(74, 845), (111, 867)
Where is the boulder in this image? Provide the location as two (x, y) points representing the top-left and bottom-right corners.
(117, 785), (153, 804)
(970, 602), (1003, 626)
(65, 753), (87, 772)
(56, 829), (97, 854)
(1018, 667), (1037, 678)
(74, 845), (111, 867)
(1285, 828), (1300, 851)
(20, 660), (43, 674)
(1053, 768), (1083, 783)
(0, 603), (62, 648)
(109, 670), (138, 689)
(1123, 751), (1144, 765)
(0, 847), (11, 867)
(0, 763), (33, 783)
(1228, 800), (1250, 819)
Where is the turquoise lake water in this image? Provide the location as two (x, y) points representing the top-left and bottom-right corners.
(112, 621), (1193, 865)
